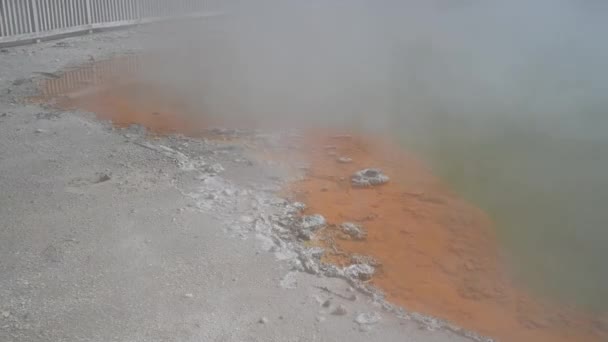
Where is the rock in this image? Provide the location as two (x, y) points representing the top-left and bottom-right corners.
(344, 263), (375, 281)
(258, 317), (268, 324)
(292, 202), (306, 211)
(298, 215), (326, 230)
(340, 222), (367, 240)
(12, 78), (26, 86)
(34, 129), (47, 133)
(1, 311), (9, 319)
(296, 214), (326, 240)
(355, 312), (381, 325)
(322, 299), (331, 308)
(36, 112), (61, 120)
(125, 124), (146, 136)
(53, 41), (70, 48)
(337, 157), (353, 164)
(184, 293), (194, 298)
(205, 163), (224, 174)
(240, 215), (254, 223)
(297, 247), (325, 274)
(42, 245), (62, 263)
(316, 315), (326, 323)
(94, 173), (111, 183)
(351, 168), (389, 188)
(331, 305), (348, 316)
(350, 254), (380, 267)
(34, 71), (60, 79)
(279, 272), (298, 289)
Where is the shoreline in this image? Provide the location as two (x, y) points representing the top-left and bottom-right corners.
(14, 32), (607, 342)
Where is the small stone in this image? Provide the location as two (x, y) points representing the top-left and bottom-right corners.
(296, 214), (326, 240)
(351, 168), (389, 188)
(205, 163), (224, 174)
(344, 263), (375, 281)
(340, 222), (367, 240)
(337, 157), (353, 164)
(34, 129), (46, 133)
(350, 254), (380, 267)
(331, 305), (348, 316)
(95, 173), (111, 183)
(322, 299), (331, 308)
(298, 215), (326, 230)
(1, 311), (9, 319)
(42, 245), (62, 263)
(355, 312), (381, 325)
(184, 293), (194, 298)
(279, 272), (298, 289)
(316, 316), (326, 323)
(258, 317), (268, 324)
(291, 202), (306, 211)
(240, 216), (254, 223)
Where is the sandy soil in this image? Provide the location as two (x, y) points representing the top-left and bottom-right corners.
(0, 29), (478, 342)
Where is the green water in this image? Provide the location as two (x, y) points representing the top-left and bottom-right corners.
(396, 114), (608, 312)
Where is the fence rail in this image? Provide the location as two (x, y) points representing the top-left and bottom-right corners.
(0, 0), (219, 46)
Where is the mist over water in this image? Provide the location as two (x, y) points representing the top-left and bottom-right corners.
(137, 0), (608, 311)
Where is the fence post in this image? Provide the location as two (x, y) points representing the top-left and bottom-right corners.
(85, 0), (92, 26)
(135, 0), (141, 22)
(29, 0), (39, 32)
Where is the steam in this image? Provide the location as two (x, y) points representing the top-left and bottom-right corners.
(135, 0), (608, 310)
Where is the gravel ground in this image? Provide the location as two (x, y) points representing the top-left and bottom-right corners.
(0, 29), (479, 342)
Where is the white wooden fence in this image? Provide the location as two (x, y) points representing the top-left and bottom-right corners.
(0, 0), (220, 46)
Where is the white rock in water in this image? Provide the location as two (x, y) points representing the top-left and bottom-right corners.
(340, 222), (366, 240)
(355, 312), (381, 325)
(351, 168), (389, 187)
(292, 202), (306, 211)
(344, 263), (375, 281)
(299, 214), (326, 230)
(350, 254), (380, 267)
(296, 214), (327, 240)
